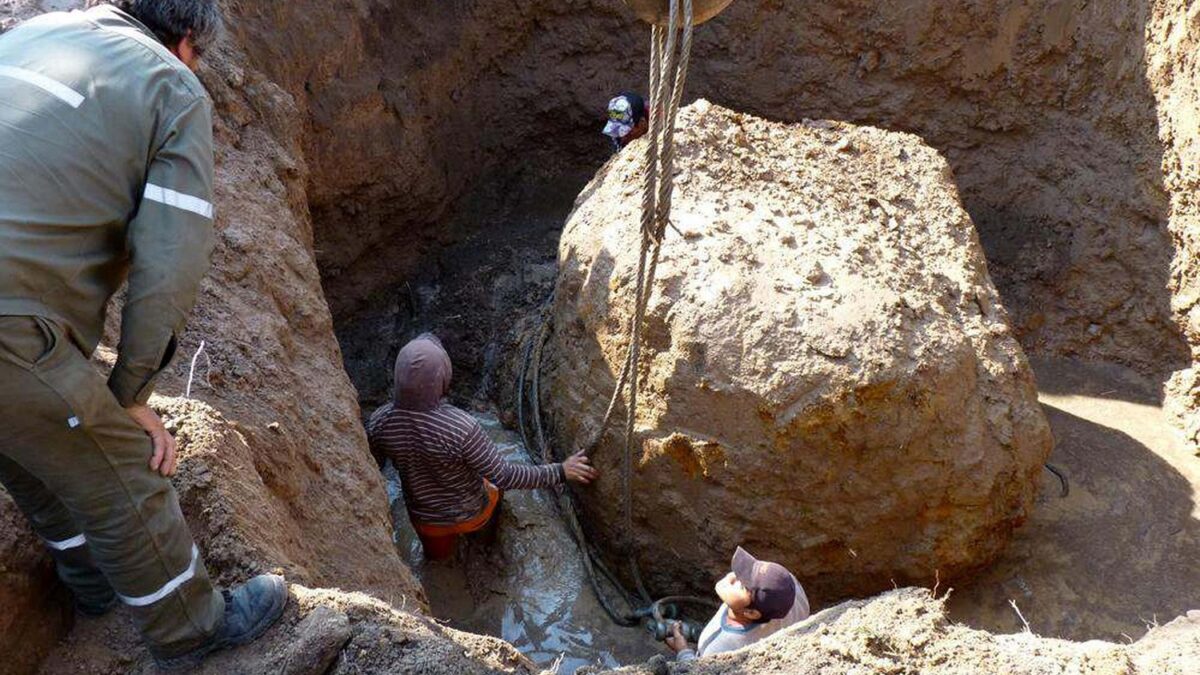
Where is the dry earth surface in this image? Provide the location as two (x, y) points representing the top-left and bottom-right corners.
(586, 588), (1200, 675)
(949, 357), (1200, 642)
(1, 0), (1200, 674)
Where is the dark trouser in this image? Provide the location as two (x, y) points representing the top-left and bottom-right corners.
(0, 316), (223, 657)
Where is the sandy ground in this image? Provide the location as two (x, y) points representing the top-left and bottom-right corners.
(949, 357), (1200, 641)
(388, 414), (663, 674)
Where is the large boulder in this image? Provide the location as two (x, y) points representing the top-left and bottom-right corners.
(543, 101), (1053, 602)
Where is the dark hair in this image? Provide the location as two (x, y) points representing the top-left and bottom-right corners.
(113, 0), (223, 51)
(619, 91), (647, 124)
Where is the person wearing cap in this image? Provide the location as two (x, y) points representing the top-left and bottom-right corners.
(665, 546), (811, 661)
(367, 334), (599, 560)
(603, 92), (649, 151)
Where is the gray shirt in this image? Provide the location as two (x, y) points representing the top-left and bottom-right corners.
(677, 578), (810, 662)
(0, 5), (215, 406)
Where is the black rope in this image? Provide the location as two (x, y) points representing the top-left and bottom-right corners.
(1044, 463), (1069, 498)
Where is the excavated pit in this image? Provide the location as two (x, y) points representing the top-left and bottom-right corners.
(304, 0), (1200, 665)
(2, 0), (1199, 672)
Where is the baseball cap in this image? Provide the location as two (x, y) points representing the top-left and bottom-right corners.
(731, 546), (796, 621)
(603, 93), (646, 141)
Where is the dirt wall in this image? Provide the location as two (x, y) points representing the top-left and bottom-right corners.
(1150, 2), (1200, 449)
(281, 1), (1194, 402)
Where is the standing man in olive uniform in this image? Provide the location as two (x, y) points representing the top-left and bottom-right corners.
(0, 1), (285, 668)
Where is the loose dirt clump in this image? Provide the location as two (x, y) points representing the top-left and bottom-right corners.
(587, 588), (1200, 675)
(543, 101), (1052, 603)
(0, 496), (69, 674)
(38, 584), (535, 675)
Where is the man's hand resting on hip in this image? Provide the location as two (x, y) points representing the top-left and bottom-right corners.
(126, 404), (179, 477)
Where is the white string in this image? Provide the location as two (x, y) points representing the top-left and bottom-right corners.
(185, 340), (207, 399)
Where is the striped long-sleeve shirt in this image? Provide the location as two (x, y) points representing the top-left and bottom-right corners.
(367, 402), (565, 525)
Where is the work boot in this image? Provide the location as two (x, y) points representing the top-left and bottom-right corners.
(75, 593), (118, 618)
(154, 574), (288, 671)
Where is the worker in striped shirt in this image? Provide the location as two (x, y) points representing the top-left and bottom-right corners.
(368, 334), (598, 560)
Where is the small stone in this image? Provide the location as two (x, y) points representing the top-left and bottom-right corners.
(1088, 324), (1102, 336)
(282, 606), (352, 675)
(268, 422), (282, 433)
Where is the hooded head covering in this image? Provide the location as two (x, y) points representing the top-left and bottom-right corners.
(393, 333), (453, 411)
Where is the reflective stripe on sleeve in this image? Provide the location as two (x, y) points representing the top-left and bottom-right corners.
(143, 184), (214, 219)
(44, 533), (87, 551)
(0, 65), (85, 108)
(118, 545), (200, 607)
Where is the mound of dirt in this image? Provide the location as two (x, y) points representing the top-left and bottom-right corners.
(587, 588), (1200, 675)
(542, 101), (1053, 603)
(39, 584), (533, 675)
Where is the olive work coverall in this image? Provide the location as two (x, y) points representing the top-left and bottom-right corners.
(0, 6), (223, 657)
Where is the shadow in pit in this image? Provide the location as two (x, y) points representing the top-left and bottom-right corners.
(1031, 355), (1164, 407)
(948, 395), (1200, 641)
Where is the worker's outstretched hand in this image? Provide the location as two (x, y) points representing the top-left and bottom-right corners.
(665, 621), (689, 653)
(562, 451), (599, 484)
(126, 404), (179, 477)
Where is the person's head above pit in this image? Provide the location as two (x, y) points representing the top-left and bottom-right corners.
(664, 547), (811, 662)
(108, 0), (223, 71)
(603, 92), (649, 150)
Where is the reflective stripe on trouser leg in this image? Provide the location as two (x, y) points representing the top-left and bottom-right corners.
(44, 533), (87, 550)
(119, 545), (200, 607)
(0, 317), (223, 656)
(0, 451), (115, 608)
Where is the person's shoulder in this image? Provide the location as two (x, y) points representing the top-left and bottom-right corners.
(83, 5), (208, 101)
(368, 401), (394, 422)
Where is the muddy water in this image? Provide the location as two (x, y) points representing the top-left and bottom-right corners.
(386, 414), (662, 673)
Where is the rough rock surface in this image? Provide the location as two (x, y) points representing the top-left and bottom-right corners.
(1153, 1), (1200, 451)
(38, 584), (534, 675)
(588, 588), (1200, 675)
(543, 102), (1053, 603)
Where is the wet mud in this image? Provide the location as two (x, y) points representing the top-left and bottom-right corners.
(386, 414), (663, 673)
